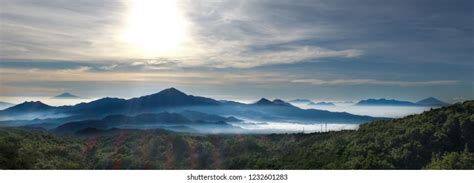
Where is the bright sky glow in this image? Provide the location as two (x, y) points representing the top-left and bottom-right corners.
(122, 0), (188, 57)
(0, 0), (472, 102)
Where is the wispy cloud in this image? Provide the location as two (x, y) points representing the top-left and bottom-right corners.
(0, 0), (472, 101)
(0, 67), (285, 86)
(2, 0), (472, 68)
(194, 46), (362, 68)
(0, 0), (128, 60)
(0, 0), (363, 68)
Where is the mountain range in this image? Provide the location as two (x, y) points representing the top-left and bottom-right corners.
(356, 97), (449, 106)
(309, 102), (336, 106)
(288, 97), (448, 107)
(0, 88), (378, 132)
(2, 101), (55, 114)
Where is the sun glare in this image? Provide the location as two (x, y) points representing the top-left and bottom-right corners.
(122, 0), (188, 57)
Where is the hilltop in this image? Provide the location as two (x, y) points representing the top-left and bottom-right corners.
(53, 92), (81, 99)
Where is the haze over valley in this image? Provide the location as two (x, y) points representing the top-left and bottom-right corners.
(0, 88), (454, 134)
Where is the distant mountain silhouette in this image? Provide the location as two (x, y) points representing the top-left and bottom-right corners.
(272, 99), (293, 107)
(416, 97), (449, 106)
(53, 92), (80, 99)
(2, 101), (55, 114)
(309, 102), (336, 106)
(0, 88), (219, 119)
(356, 98), (417, 106)
(1, 87), (379, 125)
(126, 87), (220, 110)
(59, 87), (220, 116)
(253, 98), (274, 105)
(356, 98), (450, 107)
(252, 98), (293, 107)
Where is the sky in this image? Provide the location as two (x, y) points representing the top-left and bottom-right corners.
(0, 0), (473, 103)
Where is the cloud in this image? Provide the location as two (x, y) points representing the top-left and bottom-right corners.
(99, 64), (118, 70)
(0, 66), (290, 96)
(0, 0), (364, 68)
(291, 79), (459, 87)
(0, 0), (472, 101)
(0, 0), (129, 60)
(61, 66), (91, 72)
(0, 67), (284, 86)
(195, 46), (362, 68)
(180, 0), (474, 66)
(1, 0), (472, 68)
(177, 0), (365, 68)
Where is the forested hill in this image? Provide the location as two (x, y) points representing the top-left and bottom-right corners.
(1, 101), (473, 169)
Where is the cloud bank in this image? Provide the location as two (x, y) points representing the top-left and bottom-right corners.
(0, 0), (472, 101)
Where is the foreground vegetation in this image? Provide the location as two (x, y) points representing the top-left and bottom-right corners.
(1, 101), (473, 169)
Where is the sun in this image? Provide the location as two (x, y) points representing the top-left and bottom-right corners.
(122, 0), (188, 57)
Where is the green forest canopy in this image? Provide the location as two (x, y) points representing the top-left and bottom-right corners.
(0, 101), (473, 169)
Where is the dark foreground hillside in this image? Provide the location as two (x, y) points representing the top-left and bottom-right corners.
(1, 101), (473, 169)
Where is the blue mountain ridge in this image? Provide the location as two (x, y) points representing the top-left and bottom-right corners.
(356, 97), (449, 107)
(0, 88), (379, 128)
